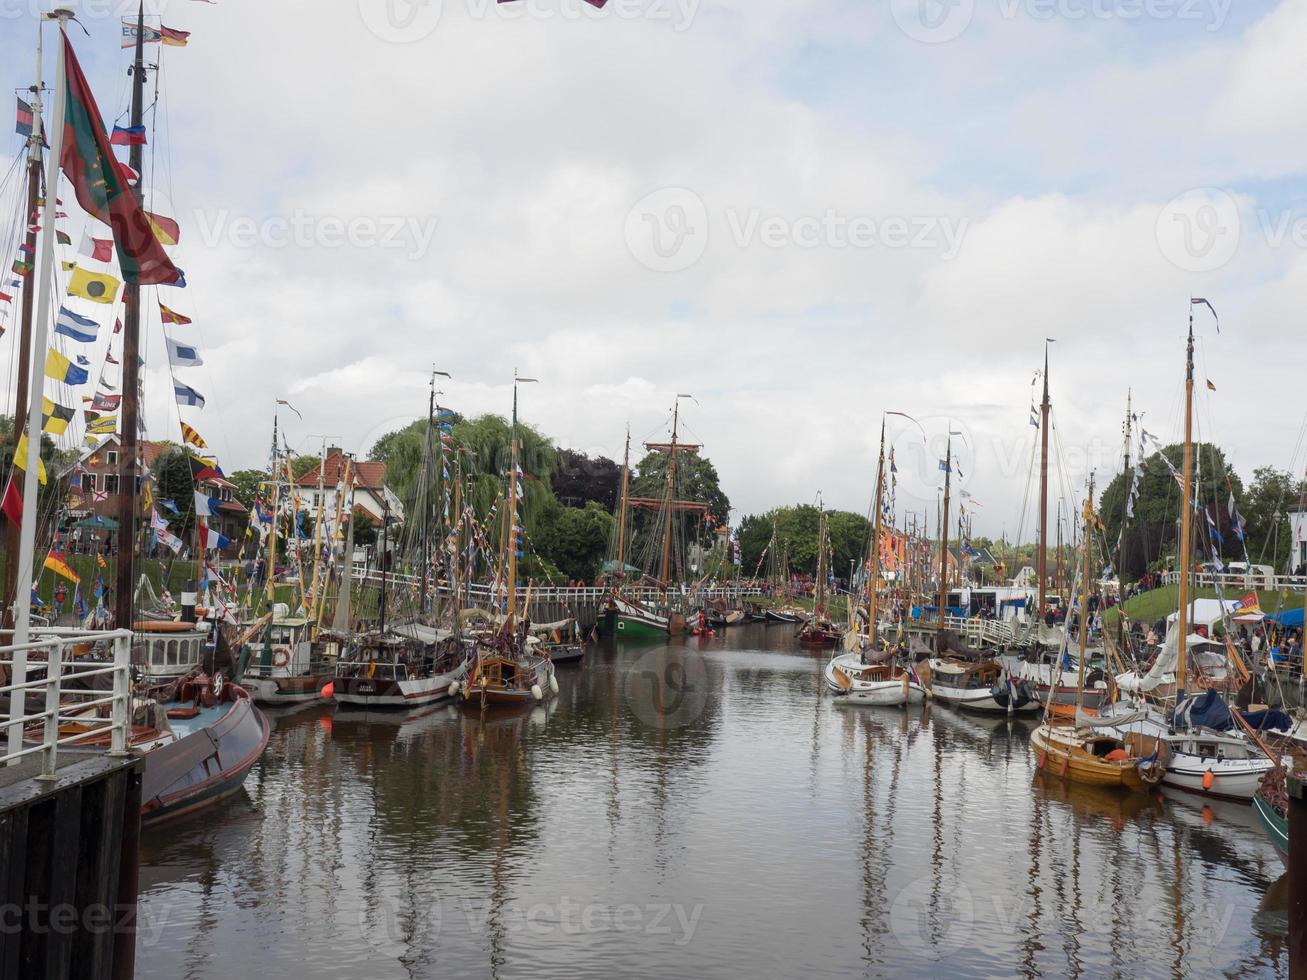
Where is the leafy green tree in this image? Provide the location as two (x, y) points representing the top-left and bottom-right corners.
(1098, 442), (1242, 581)
(228, 469), (267, 510)
(156, 449), (200, 537)
(533, 500), (614, 583)
(629, 451), (729, 526)
(737, 504), (869, 578)
(290, 455), (319, 480)
(1241, 466), (1305, 570)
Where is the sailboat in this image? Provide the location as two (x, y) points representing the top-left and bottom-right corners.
(1029, 479), (1166, 790)
(332, 374), (470, 709)
(763, 533), (804, 623)
(460, 371), (557, 707)
(825, 418), (925, 706)
(1087, 304), (1286, 799)
(602, 427), (675, 639)
(926, 430), (1037, 713)
(7, 15), (267, 824)
(797, 504), (841, 649)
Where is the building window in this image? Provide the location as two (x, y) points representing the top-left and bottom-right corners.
(103, 475), (119, 495)
(84, 474), (97, 493)
(106, 450), (118, 466)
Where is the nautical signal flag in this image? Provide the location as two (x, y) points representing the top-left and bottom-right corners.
(15, 97), (34, 137)
(86, 415), (118, 435)
(90, 392), (121, 412)
(45, 348), (89, 385)
(54, 306), (100, 343)
(80, 231), (114, 263)
(43, 551), (80, 584)
(67, 266), (121, 304)
(0, 291), (11, 304)
(59, 36), (180, 286)
(146, 212), (179, 246)
(1206, 379), (1217, 391)
(174, 383), (205, 408)
(41, 397), (75, 436)
(180, 422), (207, 449)
(166, 337), (203, 367)
(12, 260), (32, 278)
(159, 25), (190, 46)
(158, 302), (191, 325)
(55, 230), (71, 246)
(110, 124), (147, 146)
(1, 476), (21, 524)
(13, 433), (47, 484)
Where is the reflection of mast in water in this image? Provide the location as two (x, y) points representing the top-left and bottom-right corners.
(856, 713), (901, 964)
(1021, 779), (1049, 977)
(487, 764), (512, 980)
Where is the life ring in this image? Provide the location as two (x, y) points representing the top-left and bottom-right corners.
(272, 647), (291, 669)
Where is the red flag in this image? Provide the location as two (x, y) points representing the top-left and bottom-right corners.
(113, 318), (123, 334)
(0, 291), (12, 303)
(58, 36), (180, 286)
(158, 302), (192, 325)
(1, 476), (21, 525)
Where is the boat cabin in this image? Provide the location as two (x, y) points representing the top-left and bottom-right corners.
(133, 626), (208, 684)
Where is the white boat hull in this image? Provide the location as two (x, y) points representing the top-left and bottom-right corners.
(825, 654), (925, 706)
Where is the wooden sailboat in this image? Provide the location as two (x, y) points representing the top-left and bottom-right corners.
(826, 417), (925, 705)
(602, 427), (673, 639)
(1029, 479), (1166, 790)
(461, 371), (557, 707)
(763, 532), (804, 623)
(798, 503), (841, 649)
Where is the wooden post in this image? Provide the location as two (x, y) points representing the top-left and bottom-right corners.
(1288, 773), (1306, 979)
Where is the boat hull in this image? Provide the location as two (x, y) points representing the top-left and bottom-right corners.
(614, 612), (669, 640)
(140, 695), (270, 827)
(1253, 794), (1289, 866)
(1029, 722), (1159, 792)
(332, 672), (459, 709)
(240, 671), (332, 706)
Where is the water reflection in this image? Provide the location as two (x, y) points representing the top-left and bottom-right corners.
(136, 625), (1288, 979)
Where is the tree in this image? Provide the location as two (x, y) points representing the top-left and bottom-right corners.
(1241, 466), (1306, 571)
(551, 449), (620, 511)
(290, 455), (320, 481)
(156, 448), (200, 537)
(736, 504), (869, 578)
(1098, 442), (1242, 582)
(228, 469), (267, 510)
(533, 500), (614, 583)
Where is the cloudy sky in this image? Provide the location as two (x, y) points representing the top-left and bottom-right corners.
(3, 0), (1306, 541)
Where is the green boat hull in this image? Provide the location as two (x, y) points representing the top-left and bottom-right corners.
(614, 613), (668, 640)
(1253, 794), (1288, 865)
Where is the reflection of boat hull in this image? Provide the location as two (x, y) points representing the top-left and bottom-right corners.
(140, 693), (270, 827)
(1253, 793), (1289, 866)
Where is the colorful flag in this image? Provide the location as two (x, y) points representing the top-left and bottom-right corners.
(159, 25), (191, 46)
(0, 292), (11, 303)
(113, 318), (123, 335)
(158, 302), (191, 325)
(194, 491), (216, 517)
(41, 397), (75, 435)
(86, 415), (118, 435)
(96, 553), (107, 569)
(120, 22), (162, 47)
(80, 231), (114, 263)
(67, 266), (121, 304)
(180, 422), (207, 449)
(13, 433), (47, 484)
(12, 260), (32, 278)
(54, 305), (100, 343)
(58, 36), (181, 286)
(189, 457), (219, 482)
(166, 337), (203, 367)
(1, 477), (21, 524)
(109, 124), (147, 146)
(1206, 379), (1216, 391)
(90, 392), (121, 411)
(43, 551), (80, 584)
(45, 348), (89, 385)
(174, 383), (205, 408)
(55, 229), (71, 246)
(15, 97), (35, 137)
(146, 212), (180, 246)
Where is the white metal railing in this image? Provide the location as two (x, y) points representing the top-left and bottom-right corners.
(1, 628), (132, 778)
(343, 572), (764, 607)
(1161, 570), (1307, 593)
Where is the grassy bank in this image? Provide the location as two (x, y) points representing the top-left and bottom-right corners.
(1102, 585), (1304, 629)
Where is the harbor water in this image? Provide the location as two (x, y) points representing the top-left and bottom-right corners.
(135, 625), (1289, 978)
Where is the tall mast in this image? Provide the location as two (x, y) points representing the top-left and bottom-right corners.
(378, 495), (389, 634)
(815, 501), (826, 612)
(617, 426), (630, 575)
(12, 9), (73, 657)
(3, 25), (45, 629)
(1176, 309), (1196, 698)
(421, 371), (435, 615)
(306, 436), (328, 615)
(1075, 475), (1095, 712)
(113, 0), (149, 629)
(506, 370), (537, 622)
(1119, 389), (1132, 646)
(1037, 341), (1051, 617)
(868, 418), (886, 648)
(937, 432), (952, 634)
(659, 398), (680, 586)
(264, 410), (279, 606)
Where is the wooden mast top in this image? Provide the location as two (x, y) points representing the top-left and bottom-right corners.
(1176, 309), (1196, 698)
(868, 417), (886, 649)
(1037, 341), (1051, 618)
(1075, 476), (1095, 713)
(937, 432), (952, 635)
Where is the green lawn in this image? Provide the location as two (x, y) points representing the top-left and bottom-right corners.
(1103, 585), (1304, 629)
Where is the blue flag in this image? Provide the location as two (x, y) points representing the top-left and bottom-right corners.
(54, 305), (99, 343)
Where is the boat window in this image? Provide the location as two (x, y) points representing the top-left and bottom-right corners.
(166, 640), (178, 666)
(152, 642), (164, 666)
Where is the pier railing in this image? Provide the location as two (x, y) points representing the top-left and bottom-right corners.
(1161, 570), (1307, 595)
(1, 628), (132, 777)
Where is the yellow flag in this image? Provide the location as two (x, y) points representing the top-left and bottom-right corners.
(41, 397), (75, 436)
(14, 433), (47, 485)
(67, 266), (121, 305)
(85, 415), (118, 435)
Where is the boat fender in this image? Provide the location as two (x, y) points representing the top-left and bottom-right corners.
(321, 682), (335, 700)
(549, 675), (559, 695)
(531, 684), (543, 702)
(448, 680), (460, 698)
(1202, 769), (1215, 791)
